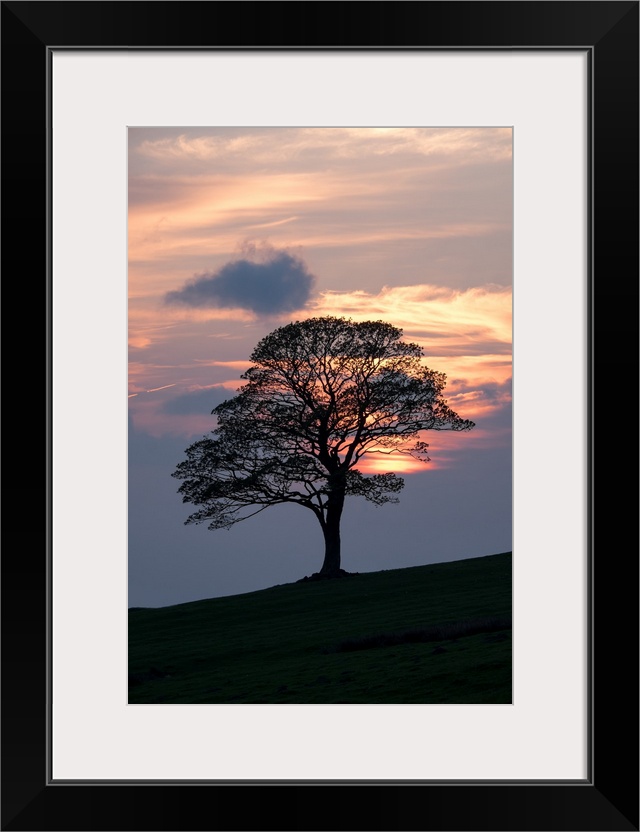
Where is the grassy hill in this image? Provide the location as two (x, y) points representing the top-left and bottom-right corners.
(129, 551), (512, 704)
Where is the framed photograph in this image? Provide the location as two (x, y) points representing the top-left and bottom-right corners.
(3, 2), (638, 830)
(127, 122), (514, 709)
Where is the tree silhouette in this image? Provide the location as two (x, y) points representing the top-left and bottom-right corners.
(173, 317), (475, 578)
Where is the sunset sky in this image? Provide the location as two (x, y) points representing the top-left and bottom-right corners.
(128, 126), (512, 608)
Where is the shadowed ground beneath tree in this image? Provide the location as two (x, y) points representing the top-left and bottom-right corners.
(296, 569), (359, 582)
(129, 552), (512, 704)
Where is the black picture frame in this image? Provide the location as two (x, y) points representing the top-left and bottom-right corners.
(2, 2), (638, 830)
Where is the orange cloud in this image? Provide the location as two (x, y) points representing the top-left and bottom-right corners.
(306, 284), (512, 405)
(311, 283), (511, 348)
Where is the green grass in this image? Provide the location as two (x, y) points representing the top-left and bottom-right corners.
(128, 551), (512, 704)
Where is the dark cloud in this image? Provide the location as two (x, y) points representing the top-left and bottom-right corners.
(478, 378), (512, 401)
(165, 249), (315, 315)
(162, 386), (232, 416)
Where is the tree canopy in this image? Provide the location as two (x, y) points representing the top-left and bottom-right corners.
(173, 316), (475, 577)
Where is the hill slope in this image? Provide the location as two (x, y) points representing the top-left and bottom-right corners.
(129, 552), (512, 704)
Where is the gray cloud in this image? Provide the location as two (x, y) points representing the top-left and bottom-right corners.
(165, 249), (315, 315)
(448, 377), (512, 433)
(477, 378), (512, 402)
(162, 386), (232, 416)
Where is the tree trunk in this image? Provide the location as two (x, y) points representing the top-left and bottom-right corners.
(320, 476), (346, 576)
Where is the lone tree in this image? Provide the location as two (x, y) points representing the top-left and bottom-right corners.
(173, 317), (475, 578)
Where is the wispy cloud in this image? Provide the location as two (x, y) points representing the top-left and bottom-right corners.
(128, 127), (511, 283)
(246, 215), (299, 230)
(134, 127), (511, 169)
